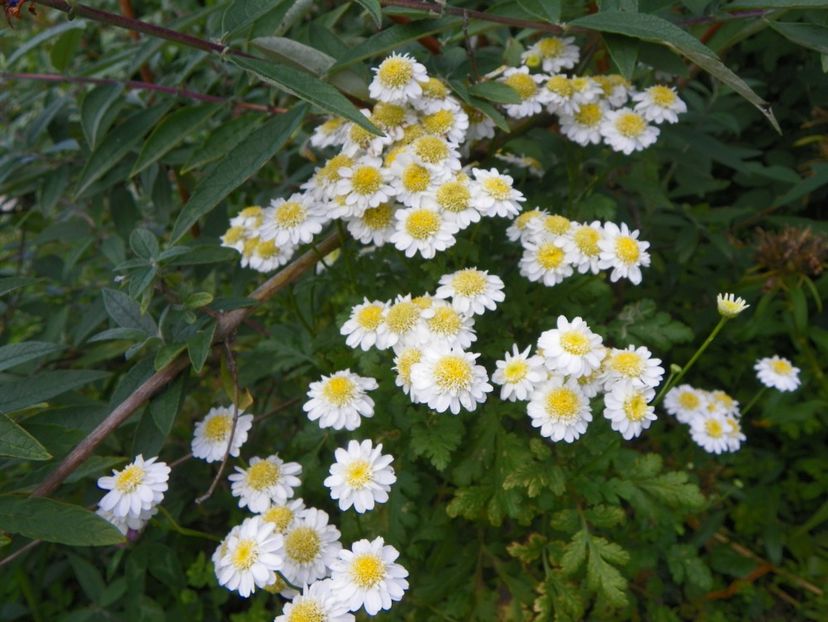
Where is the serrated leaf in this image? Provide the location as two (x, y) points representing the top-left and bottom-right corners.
(102, 288), (157, 335)
(446, 485), (490, 521)
(0, 341), (63, 372)
(586, 504), (626, 528)
(667, 544), (713, 590)
(570, 11), (779, 131)
(131, 104), (222, 176)
(611, 298), (693, 350)
(507, 533), (548, 564)
(129, 228), (159, 260)
(170, 105), (306, 241)
(586, 536), (629, 607)
(410, 414), (464, 471)
(187, 322), (216, 374)
(503, 461), (565, 497)
(560, 529), (588, 575)
(0, 496), (124, 546)
(0, 413), (51, 460)
(469, 81), (522, 105)
(0, 370), (110, 414)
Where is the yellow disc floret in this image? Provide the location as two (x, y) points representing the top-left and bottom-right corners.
(351, 554), (386, 588)
(610, 351), (643, 377)
(428, 306), (462, 336)
(503, 359), (528, 383)
(351, 166), (382, 195)
(573, 226), (601, 256)
(545, 388), (580, 421)
(284, 527), (321, 564)
(274, 201), (306, 227)
(503, 73), (538, 101)
(452, 269), (487, 296)
(287, 601), (325, 622)
(615, 112), (646, 138)
(115, 465), (145, 493)
(322, 376), (355, 406)
(231, 539), (258, 570)
(262, 506), (295, 533)
(203, 414), (232, 442)
(771, 359), (793, 375)
(537, 243), (565, 270)
(405, 209), (440, 240)
(344, 459), (372, 488)
(356, 304), (384, 330)
(560, 330), (591, 355)
(401, 163), (431, 192)
(433, 355), (473, 390)
(377, 56), (413, 88)
(413, 135), (449, 164)
(386, 301), (420, 334)
(422, 109), (456, 136)
(436, 180), (471, 213)
(649, 85), (677, 107)
(482, 176), (512, 200)
(247, 460), (280, 490)
(623, 394), (648, 422)
(615, 236), (640, 264)
(575, 103), (603, 127)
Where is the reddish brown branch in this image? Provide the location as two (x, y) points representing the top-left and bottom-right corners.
(118, 0), (154, 83)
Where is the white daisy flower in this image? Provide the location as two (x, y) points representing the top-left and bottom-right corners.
(96, 506), (157, 536)
(664, 384), (707, 424)
(600, 108), (660, 154)
(329, 537), (409, 615)
(97, 455), (170, 520)
(562, 220), (604, 274)
(724, 415), (746, 452)
(540, 76), (583, 116)
(519, 239), (574, 286)
(191, 406), (254, 463)
(334, 156), (396, 217)
(412, 77), (457, 114)
(304, 154), (354, 202)
(344, 202), (398, 246)
(216, 516), (283, 598)
(598, 221), (651, 285)
(717, 292), (750, 318)
(340, 299), (387, 351)
(559, 101), (607, 146)
(527, 378), (592, 443)
(526, 213), (573, 244)
(340, 113), (397, 158)
(632, 85), (687, 124)
(435, 268), (505, 316)
(259, 194), (325, 246)
(375, 295), (433, 350)
(408, 135), (462, 177)
(499, 66), (545, 119)
(390, 206), (460, 259)
(220, 225), (251, 254)
(463, 104), (496, 141)
(390, 155), (439, 208)
(309, 116), (348, 149)
(576, 367), (605, 399)
(424, 174), (480, 228)
(393, 345), (424, 400)
(537, 315), (605, 378)
(410, 346), (493, 414)
(755, 356), (801, 392)
(470, 168), (525, 218)
(422, 301), (477, 350)
(228, 455), (302, 513)
(277, 508), (342, 586)
(246, 238), (297, 273)
(709, 390), (740, 417)
(229, 205), (265, 230)
(275, 579), (355, 622)
(506, 209), (544, 243)
(369, 53), (428, 104)
(492, 344), (547, 401)
(603, 384), (657, 440)
(324, 439), (397, 514)
(303, 370), (379, 431)
(594, 74), (632, 107)
(525, 37), (580, 73)
(420, 106), (470, 145)
(259, 498), (306, 535)
(690, 413), (731, 454)
(603, 345), (664, 391)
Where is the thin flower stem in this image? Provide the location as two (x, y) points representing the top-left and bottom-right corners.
(156, 506), (221, 542)
(654, 317), (728, 405)
(740, 387), (767, 417)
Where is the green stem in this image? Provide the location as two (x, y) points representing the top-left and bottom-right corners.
(335, 221), (358, 293)
(654, 317), (728, 406)
(156, 506), (221, 542)
(740, 387), (767, 417)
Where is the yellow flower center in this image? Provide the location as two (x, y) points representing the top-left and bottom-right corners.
(413, 135), (449, 164)
(274, 201), (305, 227)
(247, 460), (280, 490)
(412, 295), (433, 309)
(203, 414), (232, 442)
(573, 226), (601, 256)
(624, 393), (649, 422)
(319, 117), (344, 135)
(615, 112), (646, 138)
(351, 166), (382, 195)
(322, 376), (355, 406)
(451, 269), (488, 296)
(255, 239), (281, 259)
(351, 554), (385, 588)
(428, 306), (462, 336)
(284, 527), (321, 565)
(677, 391), (700, 410)
(223, 226), (245, 244)
(386, 301), (420, 334)
(355, 305), (384, 330)
(320, 154), (353, 183)
(610, 351), (643, 377)
(377, 56), (413, 88)
(537, 37), (564, 58)
(463, 104), (486, 123)
(575, 103), (603, 127)
(725, 417), (740, 436)
(115, 465), (145, 493)
(401, 123), (426, 144)
(705, 419), (724, 438)
(718, 300), (743, 316)
(433, 355), (473, 391)
(242, 237), (259, 257)
(570, 77), (592, 93)
(421, 77), (449, 98)
(503, 359), (528, 383)
(383, 145), (406, 167)
(396, 348), (422, 384)
(404, 209), (440, 240)
(712, 391), (736, 410)
(231, 539), (258, 570)
(771, 359), (793, 375)
(615, 236), (640, 264)
(537, 243), (565, 270)
(436, 180), (471, 212)
(503, 73), (538, 101)
(287, 601), (325, 622)
(515, 209), (540, 230)
(543, 214), (571, 236)
(482, 176), (512, 200)
(545, 388), (580, 421)
(545, 75), (573, 97)
(402, 163), (431, 192)
(345, 459), (372, 488)
(560, 330), (591, 355)
(262, 506), (295, 533)
(649, 85), (676, 107)
(361, 203), (394, 229)
(524, 52), (541, 68)
(422, 109), (455, 135)
(349, 124), (374, 148)
(372, 102), (407, 128)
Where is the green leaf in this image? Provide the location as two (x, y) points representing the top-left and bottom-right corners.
(0, 414), (51, 460)
(0, 496), (124, 546)
(88, 327), (149, 343)
(0, 370), (110, 414)
(182, 114), (262, 174)
(171, 105), (306, 241)
(0, 341), (63, 372)
(50, 26), (85, 73)
(727, 0), (825, 7)
(150, 375), (186, 439)
(102, 288), (158, 335)
(569, 11), (780, 131)
(469, 81), (522, 105)
(229, 57), (380, 135)
(667, 544), (713, 590)
(129, 229), (159, 261)
(769, 21), (828, 55)
(610, 299), (693, 350)
(252, 36), (336, 75)
(561, 529), (589, 575)
(517, 0), (562, 23)
(410, 414), (464, 471)
(0, 276), (38, 297)
(586, 536), (629, 607)
(604, 34), (639, 79)
(80, 83), (125, 149)
(6, 20), (87, 67)
(187, 322), (216, 374)
(221, 0), (291, 39)
(154, 343), (187, 371)
(75, 104), (171, 198)
(131, 104), (222, 177)
(354, 0), (383, 28)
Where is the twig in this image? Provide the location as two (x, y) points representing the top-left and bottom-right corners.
(0, 539), (41, 568)
(0, 72), (287, 115)
(118, 0), (154, 84)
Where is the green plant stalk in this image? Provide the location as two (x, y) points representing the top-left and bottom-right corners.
(740, 386), (767, 417)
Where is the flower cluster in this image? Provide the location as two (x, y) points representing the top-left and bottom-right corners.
(96, 454), (170, 535)
(664, 385), (746, 454)
(508, 213), (651, 286)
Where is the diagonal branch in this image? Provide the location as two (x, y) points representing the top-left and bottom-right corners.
(31, 232), (341, 499)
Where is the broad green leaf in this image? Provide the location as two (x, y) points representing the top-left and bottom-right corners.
(0, 414), (51, 460)
(0, 496), (124, 545)
(182, 114), (262, 174)
(75, 104), (171, 198)
(469, 97), (511, 132)
(187, 322), (216, 374)
(171, 105), (307, 241)
(0, 276), (38, 297)
(770, 21), (828, 55)
(80, 83), (124, 149)
(6, 20), (87, 67)
(50, 26), (85, 72)
(150, 375), (186, 438)
(131, 104), (222, 176)
(252, 36), (336, 75)
(0, 341), (63, 372)
(221, 0), (291, 39)
(165, 245), (239, 266)
(354, 0), (383, 27)
(0, 370), (110, 414)
(88, 327), (149, 343)
(517, 0), (562, 23)
(727, 0), (825, 6)
(129, 229), (159, 261)
(469, 81), (522, 105)
(230, 57), (380, 135)
(604, 34), (639, 79)
(102, 288), (158, 335)
(570, 11), (780, 131)
(154, 343), (187, 371)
